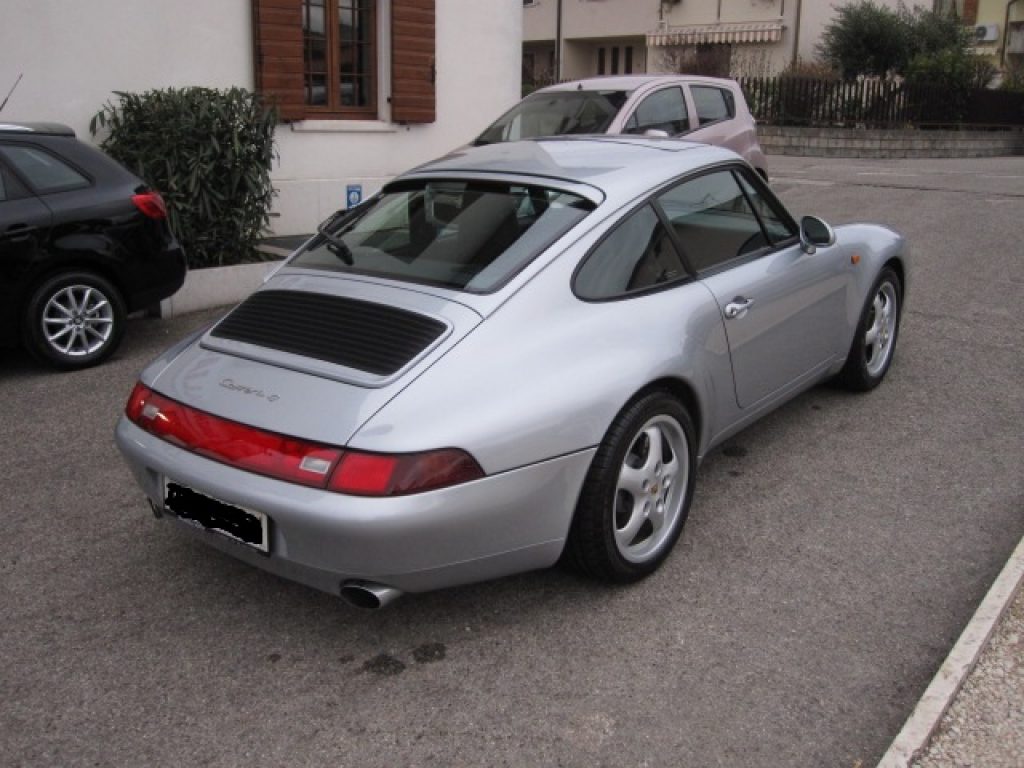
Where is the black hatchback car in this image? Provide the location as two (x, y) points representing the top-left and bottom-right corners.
(0, 123), (185, 369)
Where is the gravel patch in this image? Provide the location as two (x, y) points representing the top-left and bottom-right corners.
(912, 587), (1024, 768)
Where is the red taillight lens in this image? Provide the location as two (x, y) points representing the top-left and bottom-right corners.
(125, 384), (342, 488)
(132, 191), (168, 220)
(124, 383), (485, 495)
(328, 448), (485, 496)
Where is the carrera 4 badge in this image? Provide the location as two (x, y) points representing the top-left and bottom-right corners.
(219, 378), (280, 403)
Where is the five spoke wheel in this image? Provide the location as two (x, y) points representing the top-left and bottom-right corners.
(568, 391), (696, 582)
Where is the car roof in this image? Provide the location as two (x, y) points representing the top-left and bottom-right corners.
(0, 122), (76, 137)
(537, 74), (739, 93)
(402, 136), (742, 206)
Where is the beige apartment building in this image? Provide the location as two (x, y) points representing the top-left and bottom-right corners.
(522, 0), (909, 84)
(935, 0), (1024, 69)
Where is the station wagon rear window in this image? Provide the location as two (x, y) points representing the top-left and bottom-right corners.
(291, 181), (594, 293)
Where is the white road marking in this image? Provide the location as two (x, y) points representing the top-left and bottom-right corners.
(772, 177), (835, 186)
(857, 171), (921, 177)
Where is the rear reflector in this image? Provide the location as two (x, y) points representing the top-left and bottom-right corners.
(132, 191), (168, 220)
(124, 382), (484, 496)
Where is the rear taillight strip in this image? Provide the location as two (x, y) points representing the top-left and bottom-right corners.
(125, 383), (484, 496)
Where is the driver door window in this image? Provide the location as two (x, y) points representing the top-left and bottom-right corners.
(623, 87), (689, 135)
(655, 170), (768, 273)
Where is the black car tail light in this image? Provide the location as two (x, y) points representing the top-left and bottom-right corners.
(132, 191), (168, 220)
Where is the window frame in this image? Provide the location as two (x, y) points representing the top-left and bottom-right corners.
(571, 162), (800, 302)
(301, 0), (379, 119)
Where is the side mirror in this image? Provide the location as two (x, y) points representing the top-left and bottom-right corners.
(799, 215), (835, 255)
(643, 128), (670, 138)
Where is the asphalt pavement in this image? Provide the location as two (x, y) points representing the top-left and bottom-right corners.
(1, 155), (1022, 767)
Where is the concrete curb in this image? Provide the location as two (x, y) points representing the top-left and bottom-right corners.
(876, 534), (1024, 767)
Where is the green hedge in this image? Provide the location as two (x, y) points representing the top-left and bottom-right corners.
(91, 87), (277, 269)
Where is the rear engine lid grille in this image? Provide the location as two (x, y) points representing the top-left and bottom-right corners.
(210, 290), (448, 376)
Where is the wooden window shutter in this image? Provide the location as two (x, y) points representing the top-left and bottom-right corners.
(252, 0), (305, 122)
(391, 0), (436, 123)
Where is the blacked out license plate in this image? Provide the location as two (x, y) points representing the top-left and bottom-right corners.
(163, 479), (270, 553)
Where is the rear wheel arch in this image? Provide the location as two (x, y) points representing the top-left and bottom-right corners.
(21, 250), (129, 321)
(627, 377), (703, 454)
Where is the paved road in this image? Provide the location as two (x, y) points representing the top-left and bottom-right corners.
(2, 156), (1022, 767)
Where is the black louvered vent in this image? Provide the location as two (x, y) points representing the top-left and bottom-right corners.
(211, 290), (447, 376)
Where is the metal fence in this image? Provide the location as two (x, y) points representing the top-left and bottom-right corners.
(738, 76), (1024, 129)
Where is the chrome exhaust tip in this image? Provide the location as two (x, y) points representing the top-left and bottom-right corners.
(340, 580), (403, 610)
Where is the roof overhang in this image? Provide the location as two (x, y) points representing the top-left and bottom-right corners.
(646, 21), (784, 46)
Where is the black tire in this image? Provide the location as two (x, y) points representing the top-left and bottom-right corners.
(567, 391), (697, 583)
(835, 267), (902, 392)
(23, 271), (126, 370)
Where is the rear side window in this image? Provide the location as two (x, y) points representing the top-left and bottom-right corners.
(0, 145), (90, 194)
(623, 87), (689, 135)
(0, 158), (31, 202)
(690, 86), (735, 127)
(574, 204), (687, 300)
(291, 181), (594, 293)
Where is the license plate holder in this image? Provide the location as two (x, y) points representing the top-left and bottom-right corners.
(162, 479), (270, 553)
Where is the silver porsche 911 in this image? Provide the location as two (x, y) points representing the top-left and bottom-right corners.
(115, 137), (907, 609)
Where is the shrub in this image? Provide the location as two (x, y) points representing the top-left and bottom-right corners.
(91, 87), (277, 269)
(1000, 61), (1024, 93)
(817, 1), (909, 78)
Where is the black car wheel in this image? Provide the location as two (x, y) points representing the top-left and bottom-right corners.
(836, 267), (902, 392)
(23, 271), (126, 370)
(567, 391), (697, 583)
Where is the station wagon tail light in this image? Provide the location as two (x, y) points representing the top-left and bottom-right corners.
(132, 191), (168, 220)
(124, 383), (484, 495)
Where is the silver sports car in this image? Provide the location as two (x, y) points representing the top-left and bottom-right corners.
(116, 137), (907, 609)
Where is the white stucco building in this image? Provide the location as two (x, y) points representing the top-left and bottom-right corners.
(1, 0), (522, 235)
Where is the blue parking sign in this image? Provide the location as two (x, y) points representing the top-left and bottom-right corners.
(346, 184), (362, 209)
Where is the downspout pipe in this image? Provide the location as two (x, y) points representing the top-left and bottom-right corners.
(555, 0), (563, 82)
(792, 0), (803, 68)
(1004, 0), (1023, 69)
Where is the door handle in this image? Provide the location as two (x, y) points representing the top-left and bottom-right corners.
(724, 297), (755, 319)
(3, 223), (38, 242)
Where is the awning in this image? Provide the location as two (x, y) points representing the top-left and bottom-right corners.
(647, 21), (784, 46)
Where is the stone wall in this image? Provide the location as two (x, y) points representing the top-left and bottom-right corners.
(758, 126), (1024, 158)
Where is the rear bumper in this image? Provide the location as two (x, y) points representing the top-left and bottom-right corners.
(124, 243), (186, 312)
(115, 418), (595, 595)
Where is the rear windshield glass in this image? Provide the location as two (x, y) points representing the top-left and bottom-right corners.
(475, 90), (631, 144)
(290, 181), (594, 293)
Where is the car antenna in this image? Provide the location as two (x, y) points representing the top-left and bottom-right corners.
(0, 74), (23, 114)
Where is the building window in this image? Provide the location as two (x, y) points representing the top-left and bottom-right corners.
(597, 47), (606, 75)
(611, 46), (620, 74)
(254, 0), (436, 124)
(625, 46), (633, 74)
(302, 0), (376, 115)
